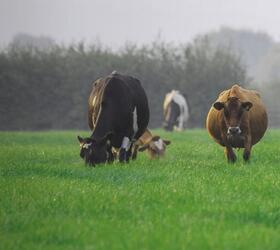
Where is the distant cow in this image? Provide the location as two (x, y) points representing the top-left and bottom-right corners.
(131, 129), (171, 159)
(206, 84), (268, 162)
(163, 90), (190, 131)
(78, 72), (150, 166)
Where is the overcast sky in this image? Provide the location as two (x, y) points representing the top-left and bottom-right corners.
(1, 0), (280, 48)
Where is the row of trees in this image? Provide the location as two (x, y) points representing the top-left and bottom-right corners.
(253, 43), (280, 127)
(0, 34), (249, 130)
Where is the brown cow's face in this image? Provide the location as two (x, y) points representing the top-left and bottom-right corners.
(139, 136), (171, 158)
(213, 97), (252, 136)
(77, 135), (111, 166)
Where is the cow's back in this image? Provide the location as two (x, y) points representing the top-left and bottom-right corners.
(206, 85), (268, 146)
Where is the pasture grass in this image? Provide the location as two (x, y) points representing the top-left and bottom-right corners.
(1, 129), (280, 250)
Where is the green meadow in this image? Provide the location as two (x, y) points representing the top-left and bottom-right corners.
(1, 129), (280, 250)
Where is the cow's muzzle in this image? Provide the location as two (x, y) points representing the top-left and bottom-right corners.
(227, 126), (241, 135)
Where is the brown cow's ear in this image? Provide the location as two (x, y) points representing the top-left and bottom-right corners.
(163, 140), (171, 145)
(213, 102), (225, 110)
(138, 144), (149, 152)
(77, 135), (85, 144)
(242, 101), (253, 111)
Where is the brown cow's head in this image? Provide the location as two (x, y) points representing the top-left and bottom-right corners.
(138, 136), (171, 159)
(77, 133), (112, 166)
(213, 97), (252, 137)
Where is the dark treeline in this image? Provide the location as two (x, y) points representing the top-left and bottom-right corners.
(0, 35), (248, 130)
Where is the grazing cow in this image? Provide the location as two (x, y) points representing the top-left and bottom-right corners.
(78, 72), (150, 166)
(163, 90), (190, 131)
(206, 84), (268, 162)
(131, 129), (171, 159)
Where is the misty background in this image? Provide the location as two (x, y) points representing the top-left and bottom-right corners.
(0, 0), (280, 130)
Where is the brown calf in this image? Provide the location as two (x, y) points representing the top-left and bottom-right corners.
(132, 129), (171, 159)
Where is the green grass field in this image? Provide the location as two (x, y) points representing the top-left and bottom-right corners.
(1, 129), (280, 250)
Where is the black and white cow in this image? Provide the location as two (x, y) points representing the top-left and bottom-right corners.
(163, 90), (190, 131)
(78, 72), (150, 166)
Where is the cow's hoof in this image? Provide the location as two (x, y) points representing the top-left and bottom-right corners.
(243, 151), (251, 162)
(227, 155), (237, 163)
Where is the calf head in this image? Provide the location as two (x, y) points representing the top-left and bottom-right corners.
(163, 101), (180, 131)
(77, 133), (112, 166)
(213, 97), (252, 137)
(139, 136), (171, 158)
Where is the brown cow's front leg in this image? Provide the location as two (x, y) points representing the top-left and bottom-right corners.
(222, 133), (236, 163)
(224, 146), (236, 163)
(243, 134), (252, 162)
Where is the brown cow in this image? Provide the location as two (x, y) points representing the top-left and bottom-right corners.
(206, 84), (268, 162)
(132, 129), (171, 159)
